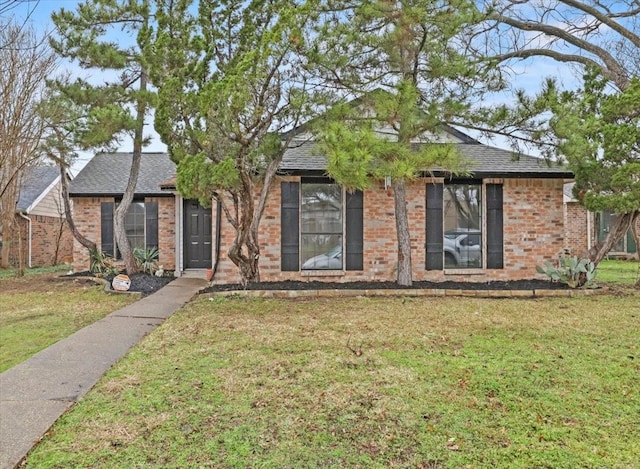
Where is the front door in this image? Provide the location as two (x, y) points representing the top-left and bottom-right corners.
(184, 199), (212, 268)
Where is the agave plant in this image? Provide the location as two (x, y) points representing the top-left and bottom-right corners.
(133, 247), (160, 275)
(536, 256), (597, 288)
(89, 249), (120, 277)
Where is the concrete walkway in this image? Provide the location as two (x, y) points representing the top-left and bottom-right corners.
(0, 277), (207, 469)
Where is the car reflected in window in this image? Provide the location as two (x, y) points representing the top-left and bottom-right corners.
(301, 245), (342, 270)
(444, 229), (482, 268)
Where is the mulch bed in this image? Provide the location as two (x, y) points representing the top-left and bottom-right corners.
(109, 273), (174, 294)
(201, 279), (570, 294)
(64, 273), (572, 296)
(63, 271), (174, 295)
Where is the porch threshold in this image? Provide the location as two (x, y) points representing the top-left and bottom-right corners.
(181, 269), (209, 280)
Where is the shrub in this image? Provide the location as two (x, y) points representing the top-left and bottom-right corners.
(89, 250), (120, 277)
(536, 256), (597, 288)
(133, 247), (159, 275)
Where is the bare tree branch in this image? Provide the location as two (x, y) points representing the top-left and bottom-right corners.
(489, 11), (630, 89)
(0, 19), (57, 269)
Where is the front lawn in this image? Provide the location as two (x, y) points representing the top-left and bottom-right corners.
(0, 264), (69, 279)
(0, 269), (138, 372)
(598, 258), (639, 285)
(24, 293), (640, 468)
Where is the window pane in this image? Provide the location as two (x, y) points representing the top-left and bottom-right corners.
(301, 183), (343, 270)
(301, 184), (342, 234)
(301, 234), (343, 269)
(125, 202), (145, 251)
(443, 184), (482, 269)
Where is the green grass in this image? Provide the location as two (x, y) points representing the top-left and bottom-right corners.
(24, 293), (640, 468)
(0, 272), (138, 372)
(597, 258), (639, 285)
(0, 264), (69, 279)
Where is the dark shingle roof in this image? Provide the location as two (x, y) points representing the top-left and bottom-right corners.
(70, 153), (176, 196)
(456, 144), (572, 177)
(280, 141), (572, 178)
(70, 142), (570, 197)
(16, 166), (60, 211)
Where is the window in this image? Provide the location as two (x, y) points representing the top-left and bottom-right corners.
(100, 200), (158, 257)
(443, 184), (482, 269)
(281, 181), (363, 272)
(426, 182), (503, 271)
(117, 200), (146, 253)
(300, 183), (343, 270)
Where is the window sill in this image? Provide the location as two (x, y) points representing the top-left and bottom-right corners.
(444, 268), (484, 275)
(302, 270), (345, 278)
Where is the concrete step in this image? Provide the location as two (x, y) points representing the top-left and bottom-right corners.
(180, 269), (210, 280)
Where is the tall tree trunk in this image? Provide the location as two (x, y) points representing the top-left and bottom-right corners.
(113, 71), (148, 274)
(227, 182), (260, 286)
(227, 234), (260, 286)
(393, 179), (412, 287)
(57, 163), (97, 253)
(631, 212), (640, 262)
(1, 221), (12, 269)
(0, 177), (19, 269)
(630, 212), (640, 289)
(0, 224), (11, 268)
(53, 218), (64, 265)
(113, 160), (141, 274)
(17, 218), (24, 276)
(226, 157), (281, 286)
(588, 210), (637, 265)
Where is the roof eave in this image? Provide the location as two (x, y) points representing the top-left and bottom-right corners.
(459, 171), (574, 179)
(69, 192), (174, 198)
(278, 169), (573, 179)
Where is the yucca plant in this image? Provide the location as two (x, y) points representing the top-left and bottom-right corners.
(133, 247), (159, 275)
(89, 249), (120, 277)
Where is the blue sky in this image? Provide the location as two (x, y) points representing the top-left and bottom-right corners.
(6, 0), (167, 173)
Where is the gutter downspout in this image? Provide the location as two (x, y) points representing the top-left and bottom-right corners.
(18, 212), (32, 268)
(212, 198), (222, 279)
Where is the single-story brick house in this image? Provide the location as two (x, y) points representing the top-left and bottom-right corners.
(564, 183), (638, 258)
(0, 166), (73, 267)
(70, 123), (576, 283)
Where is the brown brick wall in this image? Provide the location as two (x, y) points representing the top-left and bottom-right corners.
(564, 202), (590, 257)
(71, 196), (175, 272)
(30, 215), (73, 266)
(1, 214), (72, 267)
(1, 216), (27, 268)
(499, 178), (565, 280)
(152, 196), (176, 270)
(210, 177), (567, 284)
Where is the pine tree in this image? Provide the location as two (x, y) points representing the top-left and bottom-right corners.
(311, 0), (500, 286)
(150, 0), (315, 285)
(50, 0), (154, 274)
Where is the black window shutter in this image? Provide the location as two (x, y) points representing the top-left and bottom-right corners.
(145, 200), (159, 250)
(486, 184), (504, 269)
(281, 182), (299, 271)
(100, 202), (114, 257)
(426, 183), (444, 270)
(345, 190), (363, 270)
